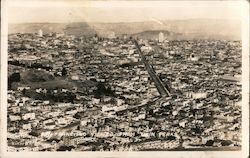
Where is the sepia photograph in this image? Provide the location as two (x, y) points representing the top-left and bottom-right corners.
(0, 0), (249, 158)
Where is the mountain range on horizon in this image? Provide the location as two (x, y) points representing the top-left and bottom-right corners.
(8, 19), (241, 40)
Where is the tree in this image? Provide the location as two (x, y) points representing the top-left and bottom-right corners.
(22, 88), (26, 95)
(8, 72), (21, 89)
(61, 67), (67, 76)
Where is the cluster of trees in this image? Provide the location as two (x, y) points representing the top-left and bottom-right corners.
(23, 89), (76, 103)
(8, 72), (21, 89)
(8, 60), (53, 71)
(93, 83), (115, 98)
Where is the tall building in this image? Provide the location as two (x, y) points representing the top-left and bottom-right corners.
(38, 29), (43, 37)
(159, 32), (164, 42)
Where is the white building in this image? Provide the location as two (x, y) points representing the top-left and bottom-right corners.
(57, 117), (71, 126)
(185, 91), (207, 99)
(22, 113), (35, 120)
(11, 106), (21, 114)
(17, 86), (30, 91)
(71, 75), (79, 80)
(38, 29), (43, 37)
(9, 115), (21, 121)
(102, 104), (116, 113)
(22, 123), (32, 130)
(80, 119), (88, 126)
(132, 112), (146, 121)
(159, 32), (164, 42)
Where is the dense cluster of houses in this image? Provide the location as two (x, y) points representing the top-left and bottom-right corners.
(7, 32), (242, 151)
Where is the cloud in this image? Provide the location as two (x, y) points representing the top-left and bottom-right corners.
(150, 18), (163, 25)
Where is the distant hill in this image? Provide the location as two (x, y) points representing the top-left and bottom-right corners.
(9, 19), (241, 40)
(9, 23), (67, 34)
(159, 19), (241, 40)
(132, 30), (182, 40)
(64, 22), (97, 37)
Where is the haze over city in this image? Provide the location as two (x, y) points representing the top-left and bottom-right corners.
(8, 0), (243, 23)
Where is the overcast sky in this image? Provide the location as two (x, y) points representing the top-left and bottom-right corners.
(7, 0), (244, 23)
